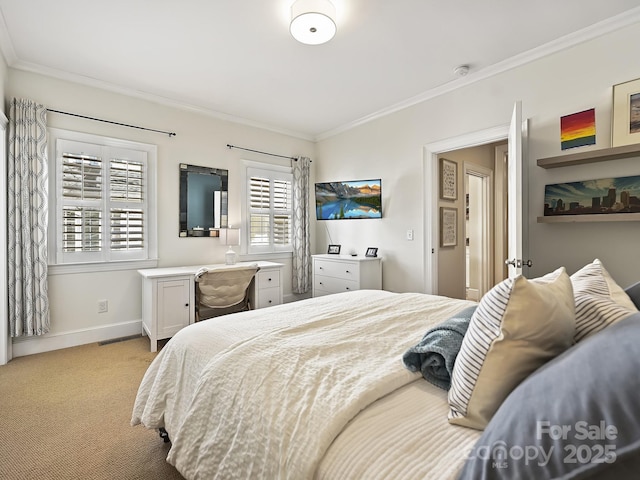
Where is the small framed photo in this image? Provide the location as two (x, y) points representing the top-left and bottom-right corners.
(327, 244), (341, 254)
(365, 247), (378, 258)
(440, 158), (457, 201)
(612, 78), (640, 147)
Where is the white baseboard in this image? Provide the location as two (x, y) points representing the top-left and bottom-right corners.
(284, 292), (311, 303)
(12, 320), (143, 358)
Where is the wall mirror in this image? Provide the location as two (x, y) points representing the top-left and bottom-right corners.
(179, 163), (228, 237)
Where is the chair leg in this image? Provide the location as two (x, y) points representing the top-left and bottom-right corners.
(159, 427), (170, 443)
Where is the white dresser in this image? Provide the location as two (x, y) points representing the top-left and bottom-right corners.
(138, 261), (284, 351)
(312, 254), (382, 297)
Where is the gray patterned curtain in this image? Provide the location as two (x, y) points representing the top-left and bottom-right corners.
(292, 156), (312, 294)
(8, 98), (50, 337)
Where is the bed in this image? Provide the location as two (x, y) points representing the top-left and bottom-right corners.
(132, 260), (640, 480)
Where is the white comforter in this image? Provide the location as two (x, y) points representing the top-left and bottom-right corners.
(132, 290), (479, 479)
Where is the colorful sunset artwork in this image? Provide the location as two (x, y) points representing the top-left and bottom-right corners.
(560, 108), (596, 150)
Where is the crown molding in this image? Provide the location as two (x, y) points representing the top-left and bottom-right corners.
(8, 58), (315, 142)
(316, 6), (640, 141)
(2, 6), (640, 143)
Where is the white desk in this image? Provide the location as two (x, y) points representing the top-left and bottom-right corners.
(138, 261), (284, 352)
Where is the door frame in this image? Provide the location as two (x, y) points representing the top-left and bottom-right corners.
(464, 163), (493, 300)
(423, 124), (508, 294)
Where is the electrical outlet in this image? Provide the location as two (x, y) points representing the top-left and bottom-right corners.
(406, 229), (414, 241)
(97, 300), (108, 313)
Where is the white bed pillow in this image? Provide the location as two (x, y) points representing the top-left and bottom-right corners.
(570, 258), (638, 342)
(448, 267), (575, 430)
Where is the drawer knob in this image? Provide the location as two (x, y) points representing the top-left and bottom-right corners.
(346, 287), (350, 290)
(319, 266), (323, 270)
(319, 282), (323, 285)
(185, 303), (189, 307)
(268, 278), (272, 282)
(346, 270), (350, 273)
(268, 300), (272, 304)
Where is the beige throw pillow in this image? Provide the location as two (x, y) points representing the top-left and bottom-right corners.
(570, 259), (638, 342)
(448, 267), (575, 430)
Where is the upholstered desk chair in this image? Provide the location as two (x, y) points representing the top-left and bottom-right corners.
(194, 264), (260, 321)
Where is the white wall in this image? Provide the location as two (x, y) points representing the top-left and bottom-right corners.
(6, 69), (314, 354)
(0, 50), (7, 113)
(316, 22), (640, 292)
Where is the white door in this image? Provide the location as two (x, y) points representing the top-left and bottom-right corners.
(506, 101), (530, 278)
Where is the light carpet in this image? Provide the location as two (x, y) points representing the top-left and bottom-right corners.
(0, 336), (184, 480)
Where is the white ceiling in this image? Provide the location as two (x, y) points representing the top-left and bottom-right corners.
(1, 1), (640, 140)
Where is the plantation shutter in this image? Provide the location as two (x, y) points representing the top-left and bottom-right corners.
(109, 158), (144, 251)
(61, 153), (103, 253)
(247, 167), (293, 254)
(249, 175), (271, 247)
(273, 178), (292, 245)
(57, 138), (149, 263)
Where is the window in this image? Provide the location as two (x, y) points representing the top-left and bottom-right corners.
(49, 129), (157, 272)
(245, 165), (293, 254)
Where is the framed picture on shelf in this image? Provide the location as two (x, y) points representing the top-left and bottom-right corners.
(327, 244), (341, 254)
(440, 207), (457, 247)
(440, 158), (457, 200)
(365, 247), (378, 257)
(612, 78), (640, 147)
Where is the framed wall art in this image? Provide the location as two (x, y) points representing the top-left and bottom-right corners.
(327, 244), (341, 254)
(440, 207), (457, 247)
(560, 108), (596, 150)
(439, 158), (457, 200)
(612, 78), (640, 147)
(544, 174), (640, 217)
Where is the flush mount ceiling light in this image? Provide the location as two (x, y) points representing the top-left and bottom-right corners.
(290, 0), (336, 45)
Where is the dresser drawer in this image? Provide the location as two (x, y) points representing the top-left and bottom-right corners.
(314, 275), (359, 295)
(256, 287), (281, 308)
(257, 270), (280, 289)
(314, 259), (360, 281)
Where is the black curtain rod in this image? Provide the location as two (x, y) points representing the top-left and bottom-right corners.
(226, 143), (310, 161)
(47, 109), (176, 137)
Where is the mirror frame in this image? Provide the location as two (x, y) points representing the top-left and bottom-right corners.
(179, 163), (229, 237)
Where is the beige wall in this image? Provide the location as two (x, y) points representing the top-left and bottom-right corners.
(316, 22), (640, 293)
(6, 69), (315, 345)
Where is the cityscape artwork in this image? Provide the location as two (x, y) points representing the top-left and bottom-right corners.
(544, 175), (640, 216)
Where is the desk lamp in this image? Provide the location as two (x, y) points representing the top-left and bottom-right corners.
(220, 228), (240, 265)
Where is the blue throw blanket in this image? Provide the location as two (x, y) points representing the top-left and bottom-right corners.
(402, 305), (477, 390)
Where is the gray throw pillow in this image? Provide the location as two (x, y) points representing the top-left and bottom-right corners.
(625, 281), (640, 310)
(458, 313), (640, 480)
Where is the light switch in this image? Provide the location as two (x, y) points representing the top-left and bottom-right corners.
(406, 229), (414, 241)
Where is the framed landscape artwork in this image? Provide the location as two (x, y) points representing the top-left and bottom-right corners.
(544, 175), (640, 217)
(560, 108), (595, 150)
(612, 78), (640, 147)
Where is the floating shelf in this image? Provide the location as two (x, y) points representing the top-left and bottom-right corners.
(536, 143), (640, 169)
(537, 213), (640, 223)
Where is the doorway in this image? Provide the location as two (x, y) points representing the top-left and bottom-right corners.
(465, 165), (492, 301)
(424, 127), (509, 297)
